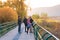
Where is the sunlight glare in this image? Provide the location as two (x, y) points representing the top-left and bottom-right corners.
(25, 0), (60, 8)
(1, 0), (7, 3)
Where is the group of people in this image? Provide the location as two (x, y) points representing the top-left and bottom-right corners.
(18, 16), (33, 34)
(23, 17), (33, 34)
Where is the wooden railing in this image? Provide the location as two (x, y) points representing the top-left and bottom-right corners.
(32, 22), (60, 40)
(0, 22), (17, 37)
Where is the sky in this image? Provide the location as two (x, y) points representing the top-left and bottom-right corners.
(25, 0), (60, 8)
(24, 0), (60, 16)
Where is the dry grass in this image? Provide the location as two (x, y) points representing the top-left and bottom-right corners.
(36, 19), (60, 38)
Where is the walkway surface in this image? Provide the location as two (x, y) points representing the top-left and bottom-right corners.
(0, 23), (35, 40)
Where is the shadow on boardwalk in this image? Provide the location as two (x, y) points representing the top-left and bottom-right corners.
(13, 33), (21, 40)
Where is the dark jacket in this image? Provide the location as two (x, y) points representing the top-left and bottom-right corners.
(23, 18), (27, 26)
(30, 18), (33, 23)
(18, 17), (21, 25)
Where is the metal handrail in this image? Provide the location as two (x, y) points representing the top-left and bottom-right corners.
(39, 25), (59, 40)
(38, 32), (43, 40)
(33, 21), (60, 40)
(0, 22), (17, 37)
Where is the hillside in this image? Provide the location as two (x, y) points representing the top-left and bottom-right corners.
(31, 5), (60, 16)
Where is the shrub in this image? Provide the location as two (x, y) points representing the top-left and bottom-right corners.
(0, 6), (18, 23)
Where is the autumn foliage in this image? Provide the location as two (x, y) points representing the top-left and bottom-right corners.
(0, 6), (18, 23)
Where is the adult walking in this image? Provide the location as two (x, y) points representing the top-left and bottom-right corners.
(27, 17), (32, 34)
(23, 17), (27, 32)
(18, 16), (21, 33)
(30, 17), (33, 27)
(30, 17), (33, 33)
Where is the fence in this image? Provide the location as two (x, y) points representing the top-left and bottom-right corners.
(33, 22), (60, 40)
(0, 22), (17, 37)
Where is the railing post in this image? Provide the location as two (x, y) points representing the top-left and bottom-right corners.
(33, 24), (41, 40)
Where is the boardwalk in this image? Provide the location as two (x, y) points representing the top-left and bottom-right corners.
(0, 23), (35, 40)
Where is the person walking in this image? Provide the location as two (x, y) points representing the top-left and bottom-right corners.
(30, 17), (33, 26)
(18, 16), (21, 33)
(23, 17), (27, 32)
(27, 17), (32, 34)
(30, 17), (33, 33)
